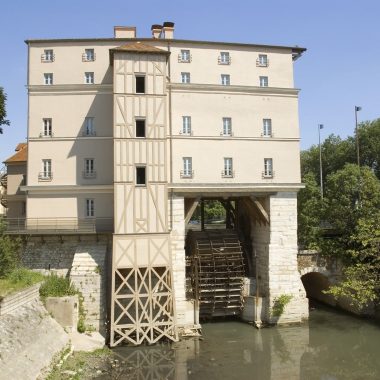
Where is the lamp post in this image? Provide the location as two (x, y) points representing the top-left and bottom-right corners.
(318, 124), (324, 199)
(355, 106), (362, 167)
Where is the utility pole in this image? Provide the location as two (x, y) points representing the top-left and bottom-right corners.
(318, 124), (324, 199)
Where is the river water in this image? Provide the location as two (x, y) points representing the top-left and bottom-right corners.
(112, 305), (380, 380)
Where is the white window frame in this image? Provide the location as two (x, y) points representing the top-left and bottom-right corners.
(84, 48), (95, 62)
(44, 73), (53, 85)
(257, 54), (269, 67)
(84, 117), (95, 136)
(260, 76), (268, 87)
(84, 158), (95, 178)
(219, 52), (230, 65)
(222, 117), (232, 136)
(179, 49), (191, 63)
(221, 74), (230, 86)
(264, 158), (273, 177)
(181, 72), (190, 84)
(182, 116), (192, 135)
(85, 72), (94, 84)
(262, 119), (272, 137)
(41, 159), (52, 179)
(86, 199), (95, 218)
(42, 49), (54, 62)
(42, 118), (52, 137)
(182, 157), (193, 178)
(223, 157), (233, 177)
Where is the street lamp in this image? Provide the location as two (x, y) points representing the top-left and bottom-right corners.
(318, 124), (324, 199)
(355, 106), (362, 167)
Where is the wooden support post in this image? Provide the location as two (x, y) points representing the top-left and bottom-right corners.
(201, 199), (205, 231)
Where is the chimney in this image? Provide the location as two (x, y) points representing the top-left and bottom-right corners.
(162, 21), (175, 39)
(114, 26), (136, 38)
(151, 24), (163, 39)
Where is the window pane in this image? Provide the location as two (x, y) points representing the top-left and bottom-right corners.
(136, 76), (145, 93)
(136, 167), (146, 185)
(136, 119), (146, 137)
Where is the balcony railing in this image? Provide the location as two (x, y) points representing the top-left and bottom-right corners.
(178, 54), (192, 63)
(82, 130), (96, 137)
(83, 171), (97, 179)
(39, 132), (54, 138)
(180, 170), (194, 179)
(262, 170), (275, 179)
(82, 53), (96, 62)
(2, 217), (114, 234)
(41, 54), (55, 62)
(221, 170), (234, 178)
(256, 58), (269, 67)
(38, 172), (53, 181)
(218, 56), (231, 65)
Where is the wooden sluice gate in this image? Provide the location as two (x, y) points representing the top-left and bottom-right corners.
(187, 229), (245, 319)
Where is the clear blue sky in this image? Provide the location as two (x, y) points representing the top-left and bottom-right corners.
(1, 0), (379, 163)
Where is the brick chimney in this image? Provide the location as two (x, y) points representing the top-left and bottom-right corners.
(162, 21), (174, 39)
(114, 26), (136, 38)
(151, 24), (163, 39)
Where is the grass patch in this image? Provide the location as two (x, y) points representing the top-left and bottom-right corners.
(39, 274), (77, 299)
(0, 268), (45, 298)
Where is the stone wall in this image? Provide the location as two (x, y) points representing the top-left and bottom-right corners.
(169, 194), (192, 328)
(267, 192), (308, 324)
(21, 234), (111, 335)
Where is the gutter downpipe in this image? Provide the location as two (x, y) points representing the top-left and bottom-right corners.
(167, 42), (174, 231)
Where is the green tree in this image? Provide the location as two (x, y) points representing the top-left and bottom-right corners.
(297, 173), (322, 249)
(0, 87), (10, 134)
(0, 218), (21, 277)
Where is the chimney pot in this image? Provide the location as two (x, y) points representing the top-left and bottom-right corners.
(151, 24), (163, 39)
(114, 26), (136, 38)
(162, 21), (175, 39)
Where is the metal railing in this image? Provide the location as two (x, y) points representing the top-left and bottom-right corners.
(82, 53), (96, 62)
(3, 217), (114, 234)
(82, 130), (96, 137)
(262, 170), (275, 179)
(83, 171), (97, 179)
(41, 54), (55, 62)
(218, 56), (231, 65)
(178, 54), (192, 63)
(38, 172), (53, 181)
(221, 170), (234, 178)
(180, 170), (194, 179)
(256, 58), (269, 67)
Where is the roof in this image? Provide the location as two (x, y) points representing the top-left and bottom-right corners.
(110, 41), (170, 55)
(25, 37), (306, 60)
(4, 143), (27, 164)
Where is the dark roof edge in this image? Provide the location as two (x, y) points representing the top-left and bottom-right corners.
(24, 37), (306, 53)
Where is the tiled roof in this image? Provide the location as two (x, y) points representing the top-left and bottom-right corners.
(110, 42), (170, 55)
(4, 143), (27, 163)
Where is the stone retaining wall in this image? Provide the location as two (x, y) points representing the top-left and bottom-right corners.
(0, 283), (41, 316)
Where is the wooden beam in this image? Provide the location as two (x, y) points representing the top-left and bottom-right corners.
(185, 199), (199, 224)
(250, 196), (270, 224)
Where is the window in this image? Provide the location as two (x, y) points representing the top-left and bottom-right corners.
(181, 72), (190, 84)
(181, 157), (192, 178)
(179, 49), (191, 63)
(136, 119), (146, 138)
(263, 119), (272, 137)
(259, 76), (268, 87)
(42, 49), (54, 62)
(257, 54), (268, 67)
(219, 52), (230, 65)
(222, 117), (232, 136)
(221, 74), (230, 86)
(39, 159), (52, 180)
(84, 117), (95, 136)
(136, 166), (146, 185)
(42, 118), (52, 137)
(84, 158), (96, 178)
(182, 116), (191, 135)
(44, 73), (53, 85)
(136, 75), (145, 93)
(223, 158), (233, 177)
(86, 199), (95, 217)
(83, 48), (95, 62)
(263, 158), (273, 177)
(85, 72), (94, 84)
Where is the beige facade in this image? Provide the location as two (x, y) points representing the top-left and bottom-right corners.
(21, 23), (306, 345)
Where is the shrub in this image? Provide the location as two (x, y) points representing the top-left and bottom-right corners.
(7, 267), (44, 286)
(39, 274), (77, 298)
(0, 218), (21, 278)
(271, 294), (293, 317)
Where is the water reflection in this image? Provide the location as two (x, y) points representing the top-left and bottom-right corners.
(111, 306), (380, 380)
